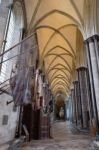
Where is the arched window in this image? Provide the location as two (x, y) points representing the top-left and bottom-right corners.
(0, 2), (24, 82)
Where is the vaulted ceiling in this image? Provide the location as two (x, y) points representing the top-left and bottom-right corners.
(24, 0), (85, 97)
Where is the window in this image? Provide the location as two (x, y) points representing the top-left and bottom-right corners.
(0, 12), (15, 82)
(2, 115), (8, 125)
(0, 2), (24, 83)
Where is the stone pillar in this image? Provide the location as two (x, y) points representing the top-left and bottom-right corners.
(73, 81), (79, 125)
(77, 67), (90, 128)
(85, 36), (99, 136)
(88, 38), (99, 115)
(73, 81), (82, 126)
(94, 35), (99, 71)
(71, 89), (76, 124)
(53, 97), (55, 116)
(69, 94), (73, 122)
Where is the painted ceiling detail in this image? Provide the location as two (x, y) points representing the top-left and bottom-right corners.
(24, 0), (85, 97)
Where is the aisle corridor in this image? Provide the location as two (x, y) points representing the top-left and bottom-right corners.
(17, 121), (92, 150)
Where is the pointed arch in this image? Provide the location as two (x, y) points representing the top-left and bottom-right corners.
(45, 54), (72, 73)
(51, 81), (69, 90)
(48, 68), (71, 83)
(35, 25), (76, 59)
(70, 0), (83, 25)
(44, 45), (74, 58)
(47, 63), (72, 75)
(39, 24), (77, 61)
(50, 74), (70, 86)
(33, 10), (81, 29)
(50, 77), (70, 88)
(54, 89), (67, 96)
(52, 85), (68, 93)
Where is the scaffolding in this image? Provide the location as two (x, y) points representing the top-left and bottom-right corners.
(0, 33), (38, 106)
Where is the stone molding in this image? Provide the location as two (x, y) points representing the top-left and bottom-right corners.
(73, 80), (79, 84)
(76, 66), (87, 71)
(13, 0), (27, 30)
(85, 35), (99, 44)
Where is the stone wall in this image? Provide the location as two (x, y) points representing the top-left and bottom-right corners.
(0, 0), (23, 144)
(0, 0), (10, 52)
(0, 94), (20, 144)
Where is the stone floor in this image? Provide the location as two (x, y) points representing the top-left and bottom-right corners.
(0, 144), (9, 150)
(16, 121), (93, 150)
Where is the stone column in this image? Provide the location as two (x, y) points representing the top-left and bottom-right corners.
(71, 89), (76, 124)
(53, 98), (56, 121)
(94, 35), (99, 71)
(64, 101), (67, 121)
(77, 67), (90, 128)
(73, 81), (82, 127)
(88, 38), (99, 115)
(73, 81), (79, 125)
(69, 93), (73, 122)
(85, 36), (99, 136)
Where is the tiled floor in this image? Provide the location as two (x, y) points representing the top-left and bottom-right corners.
(17, 121), (93, 150)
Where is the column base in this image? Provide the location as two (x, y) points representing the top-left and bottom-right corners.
(90, 126), (96, 137)
(96, 132), (99, 141)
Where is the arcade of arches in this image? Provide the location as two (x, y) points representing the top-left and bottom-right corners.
(0, 0), (99, 149)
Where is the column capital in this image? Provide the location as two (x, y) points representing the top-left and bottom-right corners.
(93, 35), (99, 41)
(70, 88), (74, 91)
(39, 69), (42, 75)
(76, 66), (87, 71)
(85, 34), (99, 44)
(7, 3), (13, 9)
(2, 40), (7, 44)
(19, 27), (25, 31)
(73, 80), (79, 85)
(85, 36), (94, 43)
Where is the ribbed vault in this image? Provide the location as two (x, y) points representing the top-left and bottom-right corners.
(24, 0), (85, 97)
